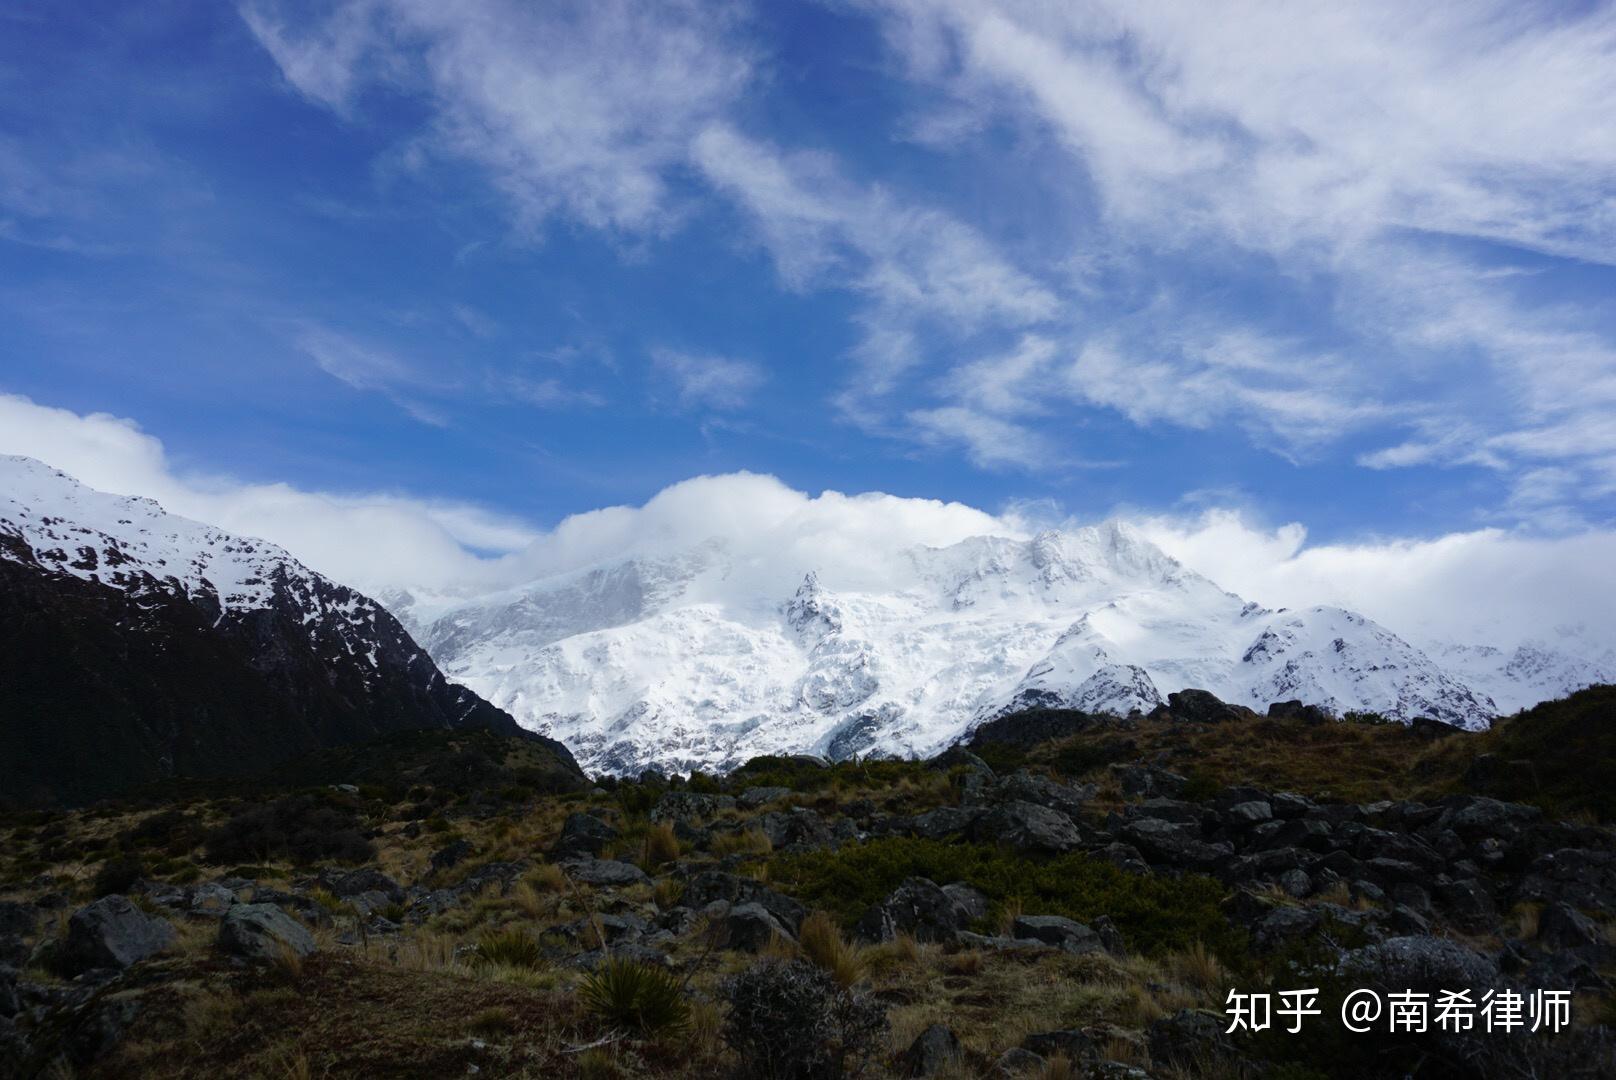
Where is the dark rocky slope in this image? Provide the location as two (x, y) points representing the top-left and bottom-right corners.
(0, 468), (582, 807)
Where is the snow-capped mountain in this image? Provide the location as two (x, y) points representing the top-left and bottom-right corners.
(0, 456), (578, 804)
(397, 518), (1607, 775)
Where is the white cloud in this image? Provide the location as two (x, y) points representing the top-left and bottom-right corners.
(0, 393), (533, 590)
(906, 405), (1051, 469)
(242, 0), (753, 234)
(650, 347), (765, 410)
(693, 123), (1056, 329)
(867, 1), (1616, 263)
(3, 392), (1612, 654)
(692, 123), (1059, 443)
(860, 1), (1616, 507)
(1067, 327), (1395, 455)
(1131, 508), (1616, 651)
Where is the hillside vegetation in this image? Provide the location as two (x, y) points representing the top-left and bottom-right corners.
(1, 687), (1612, 1079)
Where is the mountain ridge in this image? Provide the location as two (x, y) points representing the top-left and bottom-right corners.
(0, 456), (582, 805)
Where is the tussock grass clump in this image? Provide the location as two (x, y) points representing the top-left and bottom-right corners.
(472, 927), (544, 970)
(579, 958), (690, 1037)
(652, 877), (684, 910)
(528, 862), (567, 892)
(798, 910), (864, 988)
(641, 821), (680, 868)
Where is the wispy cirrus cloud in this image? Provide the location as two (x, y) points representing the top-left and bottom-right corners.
(242, 0), (752, 235)
(650, 347), (765, 411)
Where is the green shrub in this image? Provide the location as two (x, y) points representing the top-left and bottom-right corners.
(770, 836), (1240, 957)
(579, 958), (690, 1037)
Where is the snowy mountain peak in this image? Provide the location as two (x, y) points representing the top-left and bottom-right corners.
(410, 509), (1603, 774)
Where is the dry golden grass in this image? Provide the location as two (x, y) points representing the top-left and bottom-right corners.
(798, 910), (865, 988)
(652, 877), (684, 910)
(269, 942), (305, 984)
(687, 998), (724, 1059)
(712, 828), (773, 857)
(1040, 1054), (1077, 1080)
(1167, 940), (1227, 995)
(527, 862), (567, 893)
(1512, 901), (1544, 940)
(182, 986), (243, 1042)
(996, 895), (1025, 936)
(641, 822), (681, 868)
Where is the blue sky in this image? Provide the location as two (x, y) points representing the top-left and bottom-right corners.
(4, 0), (1616, 556)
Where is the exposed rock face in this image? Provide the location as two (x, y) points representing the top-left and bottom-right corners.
(0, 456), (582, 806)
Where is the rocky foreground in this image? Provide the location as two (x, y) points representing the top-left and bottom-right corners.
(2, 688), (1614, 1078)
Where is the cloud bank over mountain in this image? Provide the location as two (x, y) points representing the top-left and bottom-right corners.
(4, 392), (1612, 656)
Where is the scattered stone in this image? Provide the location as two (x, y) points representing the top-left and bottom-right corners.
(1147, 1009), (1238, 1070)
(1119, 818), (1231, 870)
(429, 839), (473, 872)
(552, 812), (618, 858)
(901, 1024), (961, 1076)
(1537, 902), (1603, 952)
(649, 792), (736, 824)
(1226, 800), (1273, 826)
(1110, 764), (1187, 799)
(992, 1047), (1045, 1075)
(563, 860), (650, 888)
(1021, 1028), (1097, 1063)
(1268, 700), (1331, 725)
(907, 807), (982, 841)
(738, 786), (791, 810)
(1339, 935), (1499, 992)
(57, 896), (175, 976)
(941, 883), (991, 926)
(1155, 689), (1247, 725)
(1012, 915), (1101, 954)
(316, 868), (404, 904)
(854, 878), (961, 944)
(681, 871), (805, 932)
(187, 882), (237, 918)
(218, 903), (316, 962)
(971, 800), (1084, 854)
(723, 903), (794, 952)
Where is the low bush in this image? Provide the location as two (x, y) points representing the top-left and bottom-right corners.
(770, 836), (1240, 957)
(92, 854), (146, 897)
(203, 795), (374, 866)
(722, 958), (885, 1080)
